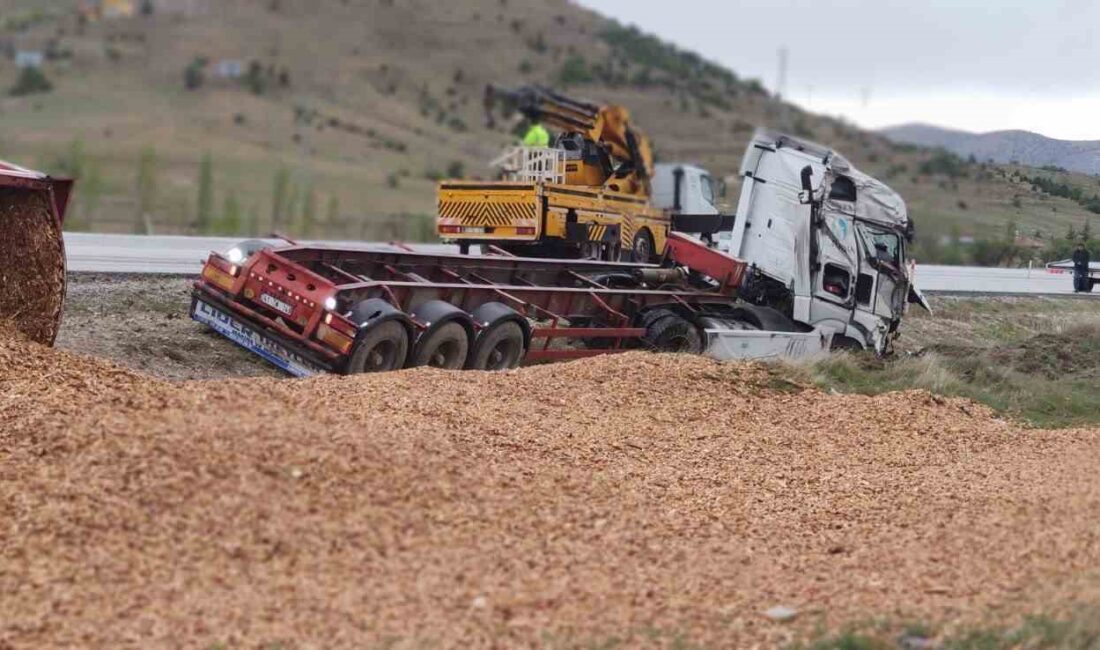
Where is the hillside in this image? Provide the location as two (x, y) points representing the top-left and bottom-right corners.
(883, 123), (1100, 176)
(0, 0), (1097, 263)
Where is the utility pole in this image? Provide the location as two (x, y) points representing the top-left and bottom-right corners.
(776, 47), (790, 131)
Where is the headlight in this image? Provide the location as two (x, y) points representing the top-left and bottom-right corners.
(324, 296), (338, 311)
(226, 246), (245, 264)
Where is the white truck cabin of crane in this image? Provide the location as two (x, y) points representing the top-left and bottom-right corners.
(651, 163), (720, 217)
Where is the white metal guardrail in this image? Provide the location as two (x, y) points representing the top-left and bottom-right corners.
(489, 147), (565, 184)
(61, 232), (1098, 295)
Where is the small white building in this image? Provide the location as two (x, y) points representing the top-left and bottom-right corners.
(14, 50), (44, 69)
(214, 59), (243, 79)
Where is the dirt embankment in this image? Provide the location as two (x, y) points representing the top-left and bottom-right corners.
(55, 274), (279, 380)
(3, 334), (1100, 648)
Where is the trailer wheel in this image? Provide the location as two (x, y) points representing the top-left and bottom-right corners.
(347, 321), (409, 373)
(630, 228), (655, 263)
(410, 322), (470, 369)
(469, 321), (526, 370)
(643, 312), (702, 354)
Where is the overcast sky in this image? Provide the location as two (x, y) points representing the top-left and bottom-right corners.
(577, 0), (1100, 140)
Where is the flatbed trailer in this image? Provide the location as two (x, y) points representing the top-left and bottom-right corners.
(191, 233), (832, 376)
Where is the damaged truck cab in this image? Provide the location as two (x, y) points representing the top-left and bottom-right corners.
(722, 130), (929, 354)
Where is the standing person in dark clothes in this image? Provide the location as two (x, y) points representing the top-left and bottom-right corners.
(1073, 242), (1091, 292)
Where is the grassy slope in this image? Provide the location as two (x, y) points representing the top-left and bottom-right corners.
(788, 296), (1100, 428)
(0, 0), (1098, 248)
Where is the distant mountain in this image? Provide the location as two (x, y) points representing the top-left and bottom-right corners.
(881, 123), (1100, 175)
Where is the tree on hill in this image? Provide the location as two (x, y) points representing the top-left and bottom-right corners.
(10, 67), (53, 96)
(184, 57), (206, 91)
(135, 146), (158, 235)
(196, 153), (214, 233)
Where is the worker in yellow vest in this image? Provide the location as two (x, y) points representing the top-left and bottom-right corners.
(521, 121), (550, 147)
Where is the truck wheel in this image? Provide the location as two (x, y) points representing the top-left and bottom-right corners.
(630, 229), (655, 263)
(410, 322), (469, 369)
(347, 321), (409, 373)
(643, 312), (702, 354)
(469, 321), (525, 370)
(830, 335), (864, 352)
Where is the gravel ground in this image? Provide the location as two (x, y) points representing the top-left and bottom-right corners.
(3, 333), (1100, 648)
(56, 273), (279, 380)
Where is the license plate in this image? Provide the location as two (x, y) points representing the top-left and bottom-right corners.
(260, 292), (294, 315)
(191, 298), (324, 377)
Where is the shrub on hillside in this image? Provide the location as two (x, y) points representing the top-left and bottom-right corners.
(10, 66), (53, 96)
(183, 57), (206, 90)
(918, 150), (966, 178)
(558, 55), (593, 85)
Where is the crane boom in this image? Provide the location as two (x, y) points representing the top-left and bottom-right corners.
(484, 84), (653, 193)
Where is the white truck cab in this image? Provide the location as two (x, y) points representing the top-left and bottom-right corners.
(651, 163), (720, 217)
(719, 130), (929, 354)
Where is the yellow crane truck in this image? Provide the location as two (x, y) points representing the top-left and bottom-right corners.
(437, 85), (724, 262)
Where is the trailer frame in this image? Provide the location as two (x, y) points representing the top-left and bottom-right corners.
(191, 233), (752, 374)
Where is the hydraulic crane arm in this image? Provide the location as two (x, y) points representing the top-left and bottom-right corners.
(484, 84), (653, 188)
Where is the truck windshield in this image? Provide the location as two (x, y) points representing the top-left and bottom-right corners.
(700, 175), (715, 205)
(857, 223), (901, 269)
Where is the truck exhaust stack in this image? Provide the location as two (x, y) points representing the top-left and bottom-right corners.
(0, 161), (73, 346)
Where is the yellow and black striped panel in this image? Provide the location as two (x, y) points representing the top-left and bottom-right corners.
(438, 200), (537, 227)
(581, 222), (621, 243)
(620, 214), (636, 248)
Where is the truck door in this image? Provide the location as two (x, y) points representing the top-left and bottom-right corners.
(811, 175), (859, 309)
(812, 211), (859, 307)
(852, 222), (905, 321)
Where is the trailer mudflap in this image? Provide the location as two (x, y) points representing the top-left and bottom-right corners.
(703, 327), (834, 361)
(190, 295), (329, 377)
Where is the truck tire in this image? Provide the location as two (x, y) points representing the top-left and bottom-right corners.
(346, 321), (409, 373)
(410, 322), (469, 369)
(830, 335), (865, 352)
(643, 312), (702, 354)
(468, 321), (526, 370)
(630, 228), (655, 263)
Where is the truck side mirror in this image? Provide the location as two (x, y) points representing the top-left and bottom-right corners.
(798, 166), (814, 204)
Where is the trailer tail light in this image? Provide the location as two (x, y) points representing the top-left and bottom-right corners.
(516, 227), (536, 235)
(202, 255), (238, 292)
(318, 312), (357, 354)
(317, 324), (354, 354)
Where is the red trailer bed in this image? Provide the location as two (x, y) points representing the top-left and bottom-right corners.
(191, 233), (748, 376)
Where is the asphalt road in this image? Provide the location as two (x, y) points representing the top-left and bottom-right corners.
(64, 232), (1095, 296)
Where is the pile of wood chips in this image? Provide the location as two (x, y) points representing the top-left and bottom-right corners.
(0, 188), (65, 345)
(2, 333), (1100, 648)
